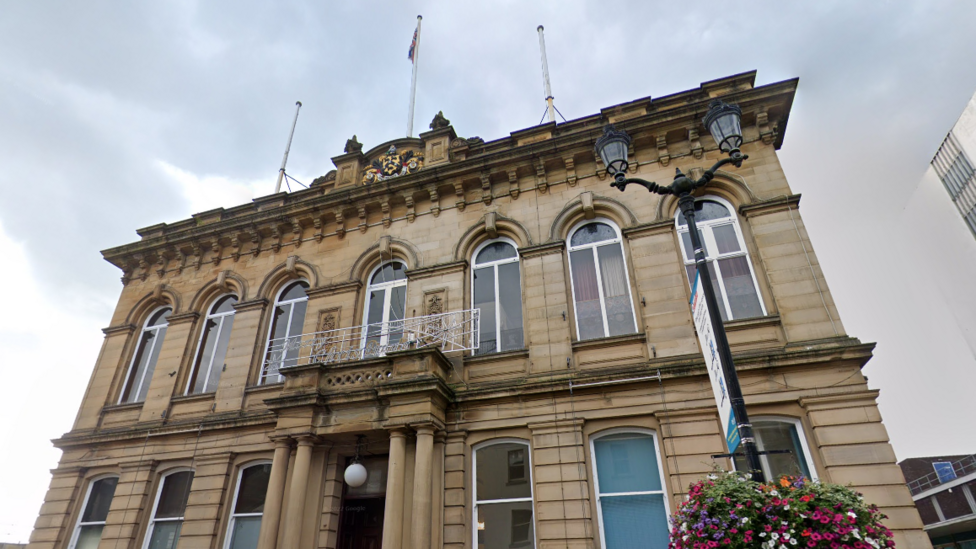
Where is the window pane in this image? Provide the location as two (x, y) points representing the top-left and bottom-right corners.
(205, 315), (233, 391)
(476, 501), (534, 549)
(365, 289), (386, 353)
(476, 444), (531, 501)
(134, 327), (167, 403)
(679, 230), (707, 261)
(571, 222), (616, 247)
(81, 477), (118, 523)
(155, 472), (193, 519)
(146, 522), (182, 549)
(75, 525), (104, 549)
(280, 282), (309, 302)
(371, 262), (406, 284)
(148, 308), (172, 327)
(287, 300), (307, 339)
(476, 242), (517, 264)
(212, 295), (238, 314)
(235, 464), (271, 514)
(497, 262), (524, 352)
(712, 224), (740, 254)
(191, 318), (220, 394)
(473, 266), (497, 355)
(594, 434), (662, 494)
(689, 263), (728, 322)
(677, 199), (731, 226)
(570, 249), (605, 340)
(717, 257), (762, 319)
(755, 422), (811, 480)
(387, 285), (407, 343)
(599, 494), (669, 549)
(597, 245), (635, 337)
(227, 516), (261, 549)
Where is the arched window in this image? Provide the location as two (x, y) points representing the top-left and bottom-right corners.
(67, 475), (119, 549)
(224, 462), (272, 549)
(472, 239), (524, 355)
(261, 281), (309, 384)
(675, 197), (765, 321)
(590, 430), (670, 549)
(144, 469), (194, 549)
(187, 295), (237, 395)
(567, 220), (637, 341)
(120, 307), (172, 404)
(362, 261), (407, 357)
(473, 440), (535, 548)
(732, 417), (817, 481)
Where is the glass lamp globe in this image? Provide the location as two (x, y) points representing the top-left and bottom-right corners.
(594, 125), (632, 176)
(344, 462), (368, 487)
(703, 100), (743, 155)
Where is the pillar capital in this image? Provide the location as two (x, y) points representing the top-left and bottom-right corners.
(270, 435), (295, 449)
(293, 433), (319, 447)
(413, 424), (436, 437)
(388, 428), (409, 440)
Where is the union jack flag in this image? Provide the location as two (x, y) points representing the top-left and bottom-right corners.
(407, 26), (418, 62)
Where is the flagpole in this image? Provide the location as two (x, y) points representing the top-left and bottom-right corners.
(537, 25), (556, 124)
(407, 15), (422, 137)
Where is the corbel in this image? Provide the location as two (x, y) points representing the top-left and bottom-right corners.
(291, 219), (303, 249)
(121, 265), (133, 286)
(426, 185), (441, 217)
(191, 241), (204, 270)
(215, 270), (231, 293)
(507, 169), (520, 200)
(453, 181), (465, 212)
(480, 171), (492, 205)
(756, 108), (777, 145)
(357, 204), (368, 233)
(564, 155), (577, 187)
(595, 155), (607, 181)
(403, 191), (416, 223)
(248, 226), (261, 257)
(231, 234), (242, 262)
(285, 255), (298, 276)
(152, 283), (164, 303)
(689, 128), (704, 160)
(211, 237), (222, 266)
(381, 196), (392, 228)
(580, 191), (596, 220)
(155, 250), (170, 279)
(313, 215), (325, 242)
(628, 141), (638, 173)
(485, 212), (498, 239)
(535, 157), (548, 193)
(657, 135), (670, 167)
(334, 208), (346, 239)
(270, 224), (282, 253)
(176, 247), (187, 273)
(136, 254), (149, 281)
(379, 235), (392, 258)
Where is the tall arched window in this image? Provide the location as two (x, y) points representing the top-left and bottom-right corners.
(187, 295), (237, 395)
(144, 469), (193, 549)
(473, 440), (535, 548)
(732, 417), (817, 481)
(567, 220), (637, 341)
(362, 261), (407, 356)
(675, 197), (765, 321)
(120, 307), (172, 404)
(472, 239), (524, 355)
(591, 430), (670, 549)
(224, 462), (272, 549)
(261, 281), (309, 384)
(67, 475), (119, 549)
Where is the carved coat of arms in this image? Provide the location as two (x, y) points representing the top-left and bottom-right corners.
(362, 145), (424, 185)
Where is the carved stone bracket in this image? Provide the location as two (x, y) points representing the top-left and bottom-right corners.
(453, 181), (465, 212)
(248, 226), (261, 257)
(136, 254), (149, 281)
(313, 215), (324, 243)
(357, 205), (368, 233)
(580, 191), (596, 220)
(270, 225), (282, 254)
(381, 197), (392, 228)
(403, 192), (416, 223)
(595, 156), (607, 181)
(176, 248), (188, 273)
(689, 128), (703, 159)
(231, 235), (242, 262)
(757, 108), (778, 145)
(427, 185), (440, 218)
(485, 212), (498, 239)
(657, 135), (670, 167)
(480, 172), (492, 205)
(191, 242), (204, 270)
(564, 155), (577, 187)
(291, 219), (303, 249)
(507, 169), (520, 200)
(334, 208), (346, 240)
(210, 238), (222, 266)
(535, 157), (548, 193)
(155, 250), (170, 279)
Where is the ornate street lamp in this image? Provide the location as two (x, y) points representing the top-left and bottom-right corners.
(595, 99), (767, 483)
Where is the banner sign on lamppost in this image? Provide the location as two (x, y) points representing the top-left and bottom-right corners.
(690, 272), (741, 454)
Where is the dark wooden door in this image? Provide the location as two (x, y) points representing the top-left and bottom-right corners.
(337, 497), (385, 549)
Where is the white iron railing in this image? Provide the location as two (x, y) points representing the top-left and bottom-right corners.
(260, 308), (480, 383)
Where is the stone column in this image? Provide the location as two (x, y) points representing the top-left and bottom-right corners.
(410, 426), (435, 549)
(442, 431), (467, 549)
(430, 432), (446, 549)
(256, 438), (292, 549)
(280, 436), (315, 549)
(381, 429), (408, 549)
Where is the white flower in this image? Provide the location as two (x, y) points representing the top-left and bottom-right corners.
(784, 505), (790, 510)
(708, 474), (718, 480)
(848, 511), (857, 519)
(742, 518), (750, 524)
(770, 490), (780, 496)
(789, 539), (798, 546)
(771, 533), (780, 541)
(783, 533), (790, 540)
(853, 530), (862, 540)
(760, 532), (766, 538)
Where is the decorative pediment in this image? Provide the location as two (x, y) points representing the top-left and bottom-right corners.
(362, 145), (425, 185)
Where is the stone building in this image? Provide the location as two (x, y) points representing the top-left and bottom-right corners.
(27, 71), (929, 549)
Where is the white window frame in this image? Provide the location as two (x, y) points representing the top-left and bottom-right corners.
(223, 461), (272, 549)
(260, 280), (309, 385)
(565, 218), (638, 340)
(472, 438), (537, 549)
(360, 261), (408, 350)
(186, 294), (237, 395)
(471, 238), (524, 355)
(143, 468), (194, 549)
(119, 306), (172, 404)
(589, 428), (670, 549)
(732, 416), (818, 481)
(66, 474), (119, 549)
(674, 196), (766, 321)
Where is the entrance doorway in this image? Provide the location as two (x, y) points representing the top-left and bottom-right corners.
(336, 456), (388, 549)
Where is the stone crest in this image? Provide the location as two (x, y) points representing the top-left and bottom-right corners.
(362, 145), (424, 185)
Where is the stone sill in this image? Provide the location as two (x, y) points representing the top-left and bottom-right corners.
(245, 382), (284, 395)
(170, 392), (215, 404)
(723, 314), (781, 332)
(464, 348), (529, 365)
(572, 332), (647, 351)
(101, 401), (144, 413)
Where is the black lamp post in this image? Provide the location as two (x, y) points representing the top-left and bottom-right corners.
(595, 99), (766, 483)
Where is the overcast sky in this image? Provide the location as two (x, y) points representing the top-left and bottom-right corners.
(2, 1), (976, 542)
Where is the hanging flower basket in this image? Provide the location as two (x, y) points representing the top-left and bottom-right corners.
(669, 472), (896, 549)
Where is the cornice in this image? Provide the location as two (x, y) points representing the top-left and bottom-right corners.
(405, 260), (467, 281)
(518, 241), (565, 259)
(739, 194), (802, 218)
(622, 219), (675, 239)
(234, 297), (269, 312)
(102, 323), (136, 336)
(305, 280), (362, 298)
(167, 311), (200, 325)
